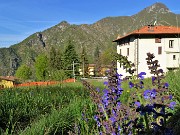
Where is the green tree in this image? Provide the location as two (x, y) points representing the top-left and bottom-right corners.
(94, 45), (100, 59)
(80, 46), (89, 77)
(94, 45), (101, 76)
(100, 47), (116, 65)
(50, 70), (67, 81)
(55, 48), (63, 70)
(62, 40), (79, 77)
(15, 64), (32, 81)
(35, 54), (49, 81)
(49, 46), (57, 69)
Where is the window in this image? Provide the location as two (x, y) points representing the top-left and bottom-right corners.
(169, 40), (174, 48)
(120, 62), (122, 68)
(155, 36), (161, 43)
(128, 38), (130, 45)
(127, 48), (129, 56)
(158, 46), (162, 55)
(173, 55), (176, 60)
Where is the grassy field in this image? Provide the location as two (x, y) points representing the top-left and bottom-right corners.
(0, 72), (179, 134)
(0, 82), (94, 134)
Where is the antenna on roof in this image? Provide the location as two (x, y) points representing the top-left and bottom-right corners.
(154, 13), (158, 26)
(154, 20), (157, 26)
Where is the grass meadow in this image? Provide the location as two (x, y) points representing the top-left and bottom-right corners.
(0, 70), (180, 134)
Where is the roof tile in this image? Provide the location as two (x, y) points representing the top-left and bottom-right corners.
(113, 25), (180, 42)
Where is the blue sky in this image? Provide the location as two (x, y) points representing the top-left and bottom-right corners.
(0, 0), (180, 48)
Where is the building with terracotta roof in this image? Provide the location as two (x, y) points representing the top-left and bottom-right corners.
(0, 76), (18, 88)
(113, 25), (180, 78)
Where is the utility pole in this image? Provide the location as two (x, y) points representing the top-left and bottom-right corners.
(72, 61), (79, 82)
(83, 56), (85, 78)
(72, 61), (75, 82)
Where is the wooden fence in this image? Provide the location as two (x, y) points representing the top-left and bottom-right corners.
(14, 78), (75, 88)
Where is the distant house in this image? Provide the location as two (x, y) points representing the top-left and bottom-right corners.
(0, 76), (18, 88)
(88, 64), (95, 76)
(113, 25), (180, 77)
(79, 64), (95, 77)
(100, 65), (111, 76)
(79, 64), (110, 77)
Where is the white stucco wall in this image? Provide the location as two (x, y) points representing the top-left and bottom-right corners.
(138, 37), (166, 77)
(117, 35), (180, 78)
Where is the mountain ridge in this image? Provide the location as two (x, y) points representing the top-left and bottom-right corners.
(0, 2), (180, 75)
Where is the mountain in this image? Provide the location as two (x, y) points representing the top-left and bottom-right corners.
(0, 2), (180, 75)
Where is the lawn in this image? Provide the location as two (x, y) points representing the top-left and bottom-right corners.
(0, 71), (179, 134)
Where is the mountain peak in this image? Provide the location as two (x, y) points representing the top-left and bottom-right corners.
(145, 2), (170, 14)
(57, 21), (70, 29)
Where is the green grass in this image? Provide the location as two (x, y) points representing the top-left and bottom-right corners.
(0, 82), (94, 134)
(0, 72), (180, 135)
(165, 70), (180, 103)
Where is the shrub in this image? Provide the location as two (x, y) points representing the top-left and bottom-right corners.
(81, 53), (177, 135)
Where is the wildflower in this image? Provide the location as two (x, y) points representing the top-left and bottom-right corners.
(169, 95), (173, 100)
(135, 101), (141, 107)
(143, 89), (156, 99)
(96, 88), (100, 92)
(104, 81), (108, 86)
(143, 89), (151, 99)
(110, 116), (116, 124)
(129, 81), (134, 88)
(164, 82), (169, 88)
(169, 101), (176, 109)
(152, 76), (156, 82)
(94, 115), (98, 121)
(158, 69), (163, 73)
(112, 109), (117, 117)
(138, 72), (146, 80)
(103, 89), (109, 95)
(118, 125), (121, 131)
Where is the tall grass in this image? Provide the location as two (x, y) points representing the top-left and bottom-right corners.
(165, 69), (180, 103)
(0, 72), (179, 134)
(0, 82), (93, 134)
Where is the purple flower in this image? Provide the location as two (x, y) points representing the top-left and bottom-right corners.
(135, 101), (141, 107)
(104, 81), (108, 86)
(94, 115), (98, 121)
(138, 72), (146, 80)
(97, 121), (101, 127)
(152, 76), (156, 82)
(143, 89), (151, 99)
(129, 81), (134, 88)
(96, 88), (100, 92)
(151, 89), (156, 98)
(103, 89), (109, 95)
(143, 89), (156, 99)
(116, 73), (123, 77)
(110, 116), (116, 124)
(169, 101), (176, 109)
(116, 102), (121, 110)
(164, 82), (169, 88)
(118, 125), (121, 131)
(158, 69), (163, 73)
(169, 95), (173, 100)
(112, 109), (116, 115)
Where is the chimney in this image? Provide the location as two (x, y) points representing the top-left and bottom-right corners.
(148, 24), (154, 32)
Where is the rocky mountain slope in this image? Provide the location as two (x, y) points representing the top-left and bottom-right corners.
(0, 2), (180, 75)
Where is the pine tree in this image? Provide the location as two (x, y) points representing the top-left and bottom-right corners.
(94, 45), (101, 76)
(62, 40), (79, 77)
(49, 46), (57, 69)
(15, 64), (32, 81)
(35, 54), (49, 81)
(80, 46), (89, 77)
